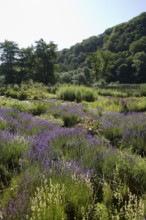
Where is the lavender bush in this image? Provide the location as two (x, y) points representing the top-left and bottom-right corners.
(0, 107), (146, 219)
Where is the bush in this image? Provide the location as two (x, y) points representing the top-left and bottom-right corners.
(96, 173), (145, 219)
(57, 85), (96, 102)
(30, 102), (47, 116)
(140, 84), (146, 96)
(5, 87), (28, 100)
(0, 131), (29, 171)
(18, 91), (28, 100)
(28, 175), (93, 220)
(0, 164), (11, 189)
(5, 88), (18, 99)
(62, 113), (81, 127)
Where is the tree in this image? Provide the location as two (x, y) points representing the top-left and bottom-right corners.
(83, 67), (92, 85)
(132, 52), (146, 82)
(92, 50), (117, 82)
(59, 71), (72, 84)
(70, 57), (79, 69)
(129, 36), (146, 54)
(0, 40), (19, 83)
(117, 55), (134, 83)
(72, 72), (86, 85)
(18, 46), (35, 82)
(34, 39), (57, 84)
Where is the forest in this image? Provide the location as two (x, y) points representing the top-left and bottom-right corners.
(0, 12), (146, 86)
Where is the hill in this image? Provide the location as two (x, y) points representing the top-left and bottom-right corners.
(57, 12), (146, 84)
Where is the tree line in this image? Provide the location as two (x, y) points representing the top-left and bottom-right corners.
(0, 39), (57, 85)
(0, 12), (146, 85)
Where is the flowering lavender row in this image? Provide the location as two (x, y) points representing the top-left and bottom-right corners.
(0, 108), (59, 135)
(101, 111), (146, 155)
(1, 108), (146, 219)
(0, 108), (145, 175)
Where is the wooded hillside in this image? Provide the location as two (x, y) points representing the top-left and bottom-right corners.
(0, 12), (146, 85)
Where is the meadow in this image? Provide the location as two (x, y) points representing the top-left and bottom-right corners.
(0, 83), (146, 219)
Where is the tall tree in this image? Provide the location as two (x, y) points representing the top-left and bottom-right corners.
(18, 46), (35, 82)
(34, 39), (57, 84)
(92, 50), (117, 82)
(132, 52), (146, 82)
(0, 40), (19, 83)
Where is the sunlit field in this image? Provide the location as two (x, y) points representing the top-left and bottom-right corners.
(0, 83), (146, 219)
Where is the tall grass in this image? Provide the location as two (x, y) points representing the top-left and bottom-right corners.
(140, 84), (146, 96)
(56, 85), (97, 102)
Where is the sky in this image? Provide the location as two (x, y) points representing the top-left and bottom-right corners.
(0, 0), (146, 50)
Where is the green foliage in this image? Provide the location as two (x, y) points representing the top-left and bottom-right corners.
(57, 85), (96, 102)
(30, 102), (47, 116)
(29, 177), (66, 220)
(56, 12), (146, 85)
(0, 39), (57, 85)
(5, 86), (28, 100)
(3, 82), (53, 100)
(99, 173), (145, 219)
(102, 125), (123, 146)
(120, 97), (146, 112)
(0, 13), (146, 85)
(0, 133), (29, 190)
(133, 52), (146, 83)
(51, 132), (88, 161)
(56, 36), (103, 73)
(0, 135), (29, 170)
(130, 36), (146, 54)
(61, 113), (81, 127)
(29, 174), (93, 220)
(97, 88), (128, 97)
(1, 167), (94, 220)
(94, 203), (109, 219)
(0, 40), (19, 84)
(0, 163), (12, 189)
(140, 84), (146, 96)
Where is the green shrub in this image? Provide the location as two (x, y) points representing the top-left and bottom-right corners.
(120, 98), (146, 112)
(5, 88), (18, 99)
(0, 134), (29, 190)
(97, 88), (128, 97)
(94, 203), (109, 219)
(0, 164), (11, 189)
(18, 90), (28, 100)
(30, 102), (47, 116)
(140, 84), (146, 96)
(28, 174), (93, 220)
(57, 85), (96, 102)
(62, 113), (81, 127)
(0, 117), (9, 130)
(0, 135), (29, 171)
(100, 174), (145, 219)
(102, 126), (123, 146)
(29, 177), (66, 220)
(11, 102), (29, 113)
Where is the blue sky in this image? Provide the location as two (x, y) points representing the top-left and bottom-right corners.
(0, 0), (146, 50)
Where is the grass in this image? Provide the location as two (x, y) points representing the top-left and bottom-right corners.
(95, 84), (141, 97)
(84, 96), (146, 113)
(140, 84), (146, 96)
(56, 84), (97, 102)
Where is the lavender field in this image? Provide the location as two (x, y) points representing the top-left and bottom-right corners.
(0, 84), (146, 219)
